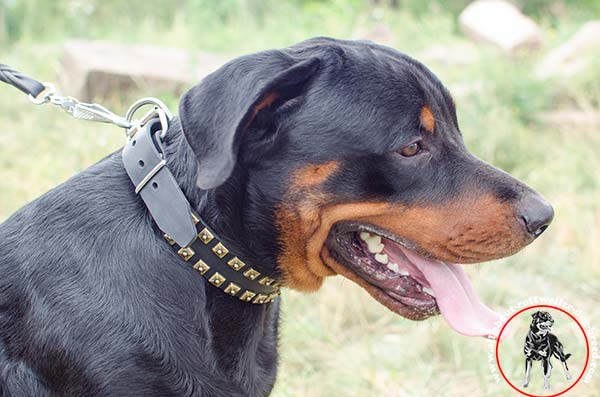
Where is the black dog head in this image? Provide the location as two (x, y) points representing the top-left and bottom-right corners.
(531, 311), (554, 333)
(179, 38), (553, 327)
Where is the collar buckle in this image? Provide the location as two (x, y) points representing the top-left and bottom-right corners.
(122, 111), (281, 305)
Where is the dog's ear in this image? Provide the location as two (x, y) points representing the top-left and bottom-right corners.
(179, 52), (321, 189)
(531, 311), (541, 319)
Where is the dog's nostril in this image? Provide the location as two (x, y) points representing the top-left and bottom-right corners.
(524, 212), (552, 238)
(518, 193), (554, 238)
(520, 216), (549, 238)
(536, 224), (549, 237)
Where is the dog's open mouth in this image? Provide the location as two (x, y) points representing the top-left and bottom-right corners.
(325, 221), (502, 338)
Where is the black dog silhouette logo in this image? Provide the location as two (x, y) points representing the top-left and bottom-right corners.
(523, 311), (572, 390)
(495, 304), (590, 396)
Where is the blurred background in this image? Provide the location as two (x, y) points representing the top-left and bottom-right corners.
(1, 0), (599, 396)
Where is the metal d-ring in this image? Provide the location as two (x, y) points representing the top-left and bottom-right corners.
(125, 97), (173, 139)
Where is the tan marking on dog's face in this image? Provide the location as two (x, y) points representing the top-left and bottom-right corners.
(292, 161), (339, 187)
(276, 200), (390, 291)
(420, 105), (435, 133)
(274, 161), (339, 291)
(276, 183), (531, 292)
(361, 194), (528, 262)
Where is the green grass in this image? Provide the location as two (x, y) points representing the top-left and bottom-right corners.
(1, 1), (599, 396)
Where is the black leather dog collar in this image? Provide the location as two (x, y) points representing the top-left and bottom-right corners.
(122, 115), (280, 304)
(166, 212), (281, 304)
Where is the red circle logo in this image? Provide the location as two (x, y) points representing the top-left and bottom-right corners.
(495, 305), (589, 397)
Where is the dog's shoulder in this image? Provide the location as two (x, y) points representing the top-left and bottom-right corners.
(0, 152), (232, 395)
(0, 151), (138, 292)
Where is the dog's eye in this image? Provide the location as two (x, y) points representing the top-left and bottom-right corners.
(398, 141), (422, 157)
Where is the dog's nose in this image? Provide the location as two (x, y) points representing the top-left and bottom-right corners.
(517, 193), (554, 238)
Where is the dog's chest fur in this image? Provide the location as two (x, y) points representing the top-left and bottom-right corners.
(0, 150), (279, 396)
(526, 328), (551, 359)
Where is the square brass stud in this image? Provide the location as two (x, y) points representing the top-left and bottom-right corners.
(212, 242), (229, 259)
(243, 268), (261, 281)
(192, 259), (210, 275)
(191, 212), (200, 224)
(224, 282), (241, 296)
(227, 257), (246, 271)
(198, 228), (214, 245)
(239, 290), (256, 302)
(177, 247), (195, 261)
(163, 234), (176, 246)
(253, 294), (268, 304)
(208, 272), (226, 287)
(258, 276), (274, 286)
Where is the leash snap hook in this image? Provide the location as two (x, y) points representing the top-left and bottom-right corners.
(27, 82), (133, 129)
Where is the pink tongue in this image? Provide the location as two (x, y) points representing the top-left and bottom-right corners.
(400, 249), (502, 338)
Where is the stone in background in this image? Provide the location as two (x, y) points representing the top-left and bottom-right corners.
(459, 0), (541, 54)
(60, 40), (229, 101)
(537, 20), (600, 79)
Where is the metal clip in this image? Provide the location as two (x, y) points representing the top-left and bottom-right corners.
(47, 95), (132, 129)
(25, 83), (172, 134)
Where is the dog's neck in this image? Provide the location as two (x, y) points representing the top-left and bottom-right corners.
(158, 118), (281, 380)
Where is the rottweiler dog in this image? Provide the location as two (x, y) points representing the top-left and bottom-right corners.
(0, 37), (553, 396)
(523, 311), (572, 389)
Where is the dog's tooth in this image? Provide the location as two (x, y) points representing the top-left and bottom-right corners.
(359, 232), (371, 241)
(399, 269), (410, 276)
(387, 262), (400, 273)
(360, 232), (384, 254)
(368, 235), (382, 245)
(374, 253), (388, 265)
(367, 241), (384, 254)
(422, 287), (435, 297)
